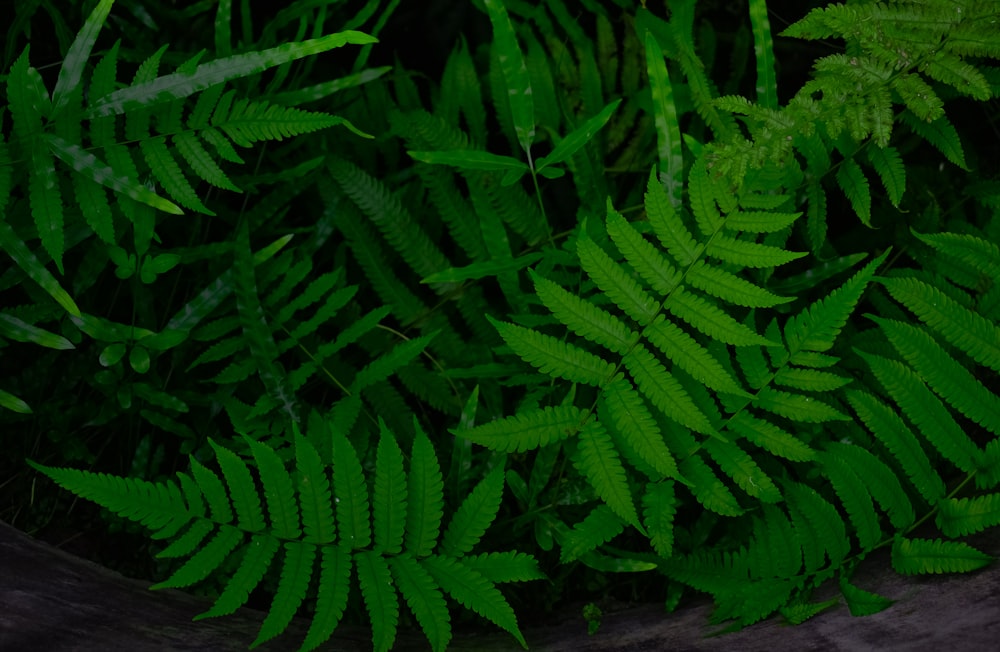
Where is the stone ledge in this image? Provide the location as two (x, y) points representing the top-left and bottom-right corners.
(1, 521), (997, 651)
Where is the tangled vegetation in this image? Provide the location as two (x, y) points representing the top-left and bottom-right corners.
(3, 0), (999, 650)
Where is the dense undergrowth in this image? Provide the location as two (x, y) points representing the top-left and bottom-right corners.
(2, 0), (1000, 650)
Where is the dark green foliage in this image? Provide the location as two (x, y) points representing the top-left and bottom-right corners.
(4, 0), (1000, 649)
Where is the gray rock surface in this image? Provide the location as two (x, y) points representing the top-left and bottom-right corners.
(1, 521), (997, 651)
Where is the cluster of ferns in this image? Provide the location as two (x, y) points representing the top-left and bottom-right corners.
(3, 0), (999, 650)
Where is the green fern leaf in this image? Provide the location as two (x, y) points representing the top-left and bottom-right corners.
(821, 451), (881, 550)
(687, 261), (792, 308)
(605, 205), (682, 297)
(374, 422), (408, 554)
(244, 436), (300, 540)
(209, 440), (265, 532)
(704, 438), (782, 503)
(531, 269), (634, 355)
(491, 317), (614, 387)
(157, 520), (214, 559)
(784, 250), (887, 359)
(252, 541), (317, 649)
(753, 387), (849, 423)
(891, 537), (992, 575)
(898, 111), (967, 170)
(331, 426), (372, 549)
(140, 136), (213, 214)
(560, 504), (625, 562)
(728, 411), (816, 462)
(839, 577), (894, 617)
(825, 442), (914, 528)
(624, 345), (719, 437)
(706, 234), (806, 268)
(845, 389), (946, 504)
(577, 235), (659, 326)
(300, 544), (352, 652)
(440, 464), (505, 556)
(878, 276), (1000, 373)
(423, 555), (526, 648)
(601, 378), (681, 480)
(174, 131), (240, 191)
(785, 481), (849, 569)
(805, 181), (828, 255)
(936, 493), (1000, 538)
(642, 480), (677, 557)
(664, 287), (776, 346)
(871, 316), (1000, 434)
(294, 431), (336, 545)
(576, 419), (642, 528)
(461, 551), (546, 583)
(27, 462), (191, 535)
(747, 505), (800, 578)
(645, 316), (751, 397)
(457, 405), (587, 453)
(912, 230), (1000, 280)
(406, 425), (445, 557)
(195, 534), (279, 620)
(835, 158), (872, 226)
(356, 549), (399, 652)
(865, 145), (905, 207)
(858, 351), (980, 473)
(773, 366), (850, 392)
(688, 157), (726, 237)
(153, 525), (243, 589)
(190, 456), (234, 524)
(644, 169), (701, 266)
(390, 554), (451, 652)
(679, 452), (743, 516)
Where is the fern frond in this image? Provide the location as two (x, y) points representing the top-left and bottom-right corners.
(891, 537), (992, 575)
(154, 525), (244, 589)
(301, 545), (352, 652)
(560, 504), (625, 562)
(834, 158), (872, 227)
(858, 351), (980, 473)
(423, 555), (527, 649)
(575, 419), (642, 529)
(254, 541), (317, 648)
(406, 424), (445, 557)
(825, 442), (915, 529)
(785, 481), (849, 571)
(356, 549), (399, 652)
(389, 554), (452, 652)
(878, 276), (1000, 373)
(783, 250), (887, 359)
(209, 440), (265, 533)
(601, 377), (680, 480)
(871, 316), (1000, 434)
(936, 494), (1000, 538)
(531, 269), (634, 355)
(295, 431), (336, 545)
(839, 577), (894, 617)
(440, 465), (505, 557)
(845, 389), (947, 504)
(821, 451), (882, 550)
(491, 316), (616, 387)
